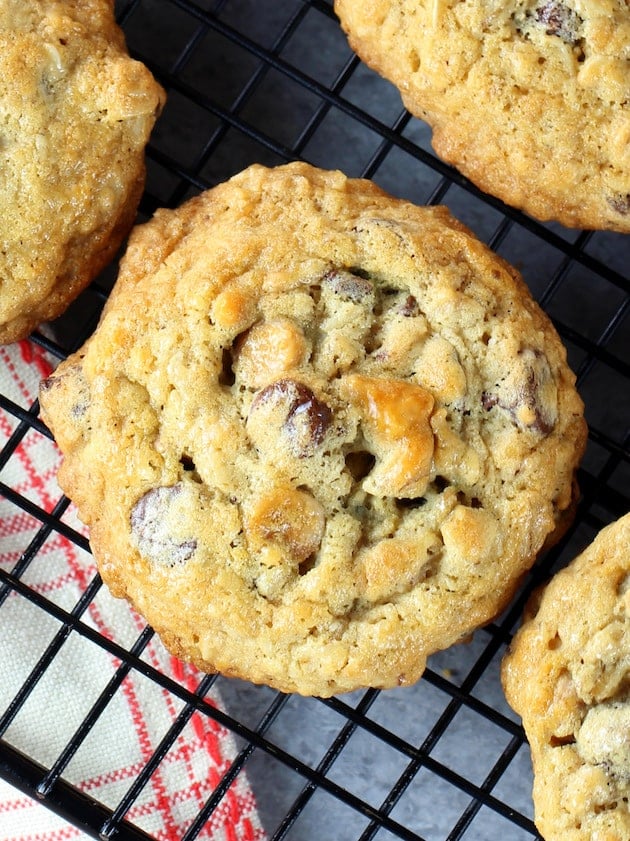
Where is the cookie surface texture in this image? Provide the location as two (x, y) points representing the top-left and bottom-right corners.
(334, 0), (630, 232)
(0, 0), (165, 344)
(502, 513), (630, 841)
(40, 162), (587, 697)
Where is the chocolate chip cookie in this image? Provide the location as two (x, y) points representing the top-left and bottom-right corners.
(0, 0), (165, 344)
(40, 162), (586, 696)
(502, 513), (630, 841)
(334, 0), (630, 232)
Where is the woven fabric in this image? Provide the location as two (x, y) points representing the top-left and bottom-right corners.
(0, 340), (265, 841)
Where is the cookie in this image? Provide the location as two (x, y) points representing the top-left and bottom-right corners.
(39, 162), (586, 697)
(502, 513), (630, 841)
(0, 0), (165, 344)
(334, 0), (630, 232)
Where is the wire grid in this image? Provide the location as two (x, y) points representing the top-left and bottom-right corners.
(0, 0), (628, 839)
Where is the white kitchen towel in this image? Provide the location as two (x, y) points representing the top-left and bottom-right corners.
(0, 340), (265, 841)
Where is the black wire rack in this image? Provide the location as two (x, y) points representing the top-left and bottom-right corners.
(0, 1), (628, 839)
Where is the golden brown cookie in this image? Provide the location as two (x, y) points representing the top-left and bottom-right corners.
(0, 0), (165, 344)
(40, 162), (586, 696)
(502, 513), (630, 841)
(334, 0), (630, 232)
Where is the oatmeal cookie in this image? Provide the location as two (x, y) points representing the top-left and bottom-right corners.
(0, 0), (165, 344)
(334, 0), (630, 232)
(40, 162), (586, 696)
(502, 513), (630, 841)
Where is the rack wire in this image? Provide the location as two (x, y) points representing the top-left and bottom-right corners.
(0, 1), (628, 839)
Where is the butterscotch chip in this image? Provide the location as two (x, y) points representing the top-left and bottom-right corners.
(502, 513), (630, 841)
(334, 0), (630, 232)
(0, 0), (165, 343)
(40, 162), (586, 696)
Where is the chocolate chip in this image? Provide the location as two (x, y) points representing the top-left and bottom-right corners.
(322, 269), (374, 302)
(399, 295), (420, 317)
(40, 371), (89, 418)
(481, 391), (499, 411)
(130, 484), (198, 566)
(522, 364), (556, 435)
(535, 1), (582, 44)
(484, 349), (557, 435)
(289, 391), (333, 450)
(250, 379), (333, 456)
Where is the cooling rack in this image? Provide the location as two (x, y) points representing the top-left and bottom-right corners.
(0, 1), (628, 839)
